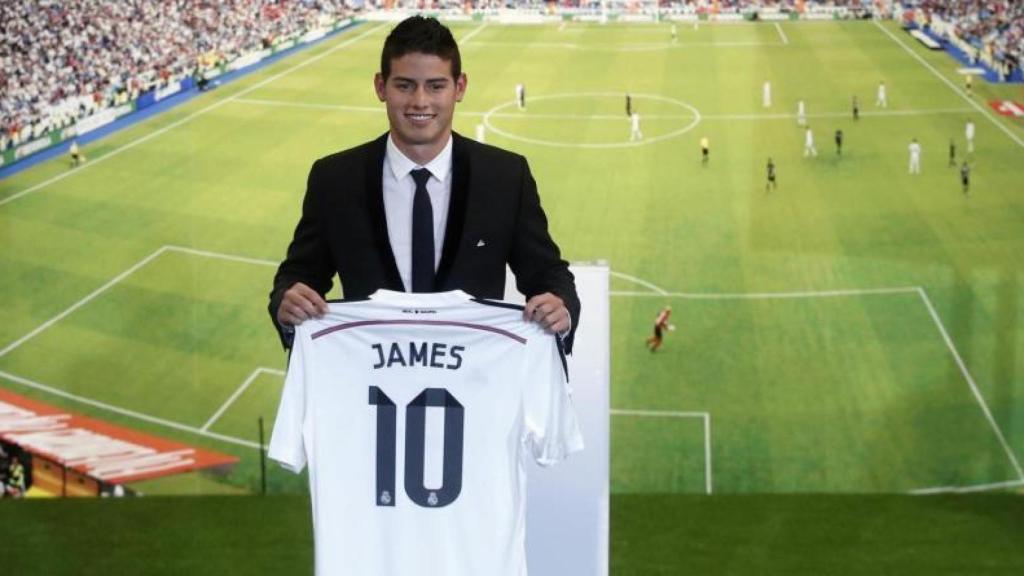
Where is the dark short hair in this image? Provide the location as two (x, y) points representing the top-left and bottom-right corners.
(380, 16), (461, 80)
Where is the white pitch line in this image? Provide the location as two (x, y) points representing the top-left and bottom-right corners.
(611, 408), (708, 418)
(202, 367), (285, 432)
(0, 246), (169, 359)
(0, 369), (263, 450)
(774, 22), (789, 45)
(611, 286), (921, 300)
(612, 408), (713, 494)
(165, 244), (278, 268)
(467, 40), (773, 51)
(0, 23), (388, 209)
(916, 287), (1024, 480)
(705, 412), (712, 494)
(483, 112), (691, 121)
(873, 19), (1024, 150)
(910, 478), (1024, 495)
(235, 98), (690, 120)
(703, 107), (973, 120)
(609, 271), (668, 295)
(459, 22), (489, 45)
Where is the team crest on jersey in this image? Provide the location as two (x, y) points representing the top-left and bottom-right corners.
(427, 492), (439, 506)
(380, 490), (392, 505)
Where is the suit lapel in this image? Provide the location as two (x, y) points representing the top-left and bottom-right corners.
(436, 132), (469, 289)
(366, 133), (405, 291)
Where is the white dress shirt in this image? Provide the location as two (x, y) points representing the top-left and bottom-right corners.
(383, 135), (453, 292)
(381, 134), (570, 336)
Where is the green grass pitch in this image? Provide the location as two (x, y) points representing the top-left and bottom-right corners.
(1, 19), (1022, 496)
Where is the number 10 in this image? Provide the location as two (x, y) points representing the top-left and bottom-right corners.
(368, 387), (464, 508)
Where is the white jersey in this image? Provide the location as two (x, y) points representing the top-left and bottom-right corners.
(269, 289), (583, 576)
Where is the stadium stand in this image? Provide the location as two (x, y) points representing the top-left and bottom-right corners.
(0, 0), (898, 157)
(909, 0), (1023, 79)
(0, 1), (354, 152)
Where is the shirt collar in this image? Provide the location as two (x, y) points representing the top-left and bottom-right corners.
(386, 134), (453, 184)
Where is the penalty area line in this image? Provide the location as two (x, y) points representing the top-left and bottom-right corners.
(201, 367), (286, 433)
(612, 408), (713, 494)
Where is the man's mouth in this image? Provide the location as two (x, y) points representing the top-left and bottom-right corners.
(406, 113), (435, 122)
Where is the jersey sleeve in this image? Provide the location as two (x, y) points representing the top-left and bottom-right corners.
(268, 327), (310, 473)
(521, 333), (584, 467)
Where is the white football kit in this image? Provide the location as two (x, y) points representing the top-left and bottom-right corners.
(269, 290), (583, 576)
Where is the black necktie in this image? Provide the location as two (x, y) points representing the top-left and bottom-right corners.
(410, 168), (434, 293)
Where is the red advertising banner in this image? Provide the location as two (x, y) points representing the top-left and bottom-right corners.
(0, 388), (237, 484)
(989, 100), (1024, 118)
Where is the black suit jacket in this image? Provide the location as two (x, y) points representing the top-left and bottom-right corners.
(269, 132), (580, 352)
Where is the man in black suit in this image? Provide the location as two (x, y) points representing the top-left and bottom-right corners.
(269, 16), (580, 351)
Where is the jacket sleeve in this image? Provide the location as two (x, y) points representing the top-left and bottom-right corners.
(508, 157), (581, 354)
(268, 159), (335, 349)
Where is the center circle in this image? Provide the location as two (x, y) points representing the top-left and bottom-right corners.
(481, 92), (702, 149)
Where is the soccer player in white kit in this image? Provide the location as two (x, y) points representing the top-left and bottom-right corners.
(965, 119), (975, 153)
(515, 83), (525, 110)
(908, 138), (922, 174)
(797, 99), (806, 125)
(803, 126), (817, 157)
(763, 80), (771, 108)
(475, 123), (486, 143)
(630, 111), (643, 141)
(876, 80), (887, 107)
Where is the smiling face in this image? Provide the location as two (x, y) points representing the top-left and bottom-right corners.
(374, 52), (467, 165)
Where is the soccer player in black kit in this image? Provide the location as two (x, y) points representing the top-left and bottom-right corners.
(765, 158), (777, 192)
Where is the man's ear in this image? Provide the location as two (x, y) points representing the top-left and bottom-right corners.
(455, 73), (467, 103)
(374, 73), (386, 102)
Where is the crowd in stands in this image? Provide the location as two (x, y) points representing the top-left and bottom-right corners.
(0, 443), (27, 498)
(1, 1), (354, 152)
(458, 0), (873, 9)
(680, 0), (872, 8)
(914, 1), (1022, 73)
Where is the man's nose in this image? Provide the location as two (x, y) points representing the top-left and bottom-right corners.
(412, 85), (430, 106)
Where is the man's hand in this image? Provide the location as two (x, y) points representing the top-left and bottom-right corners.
(277, 282), (328, 326)
(523, 292), (570, 335)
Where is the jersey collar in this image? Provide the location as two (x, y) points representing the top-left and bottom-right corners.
(369, 289), (472, 306)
